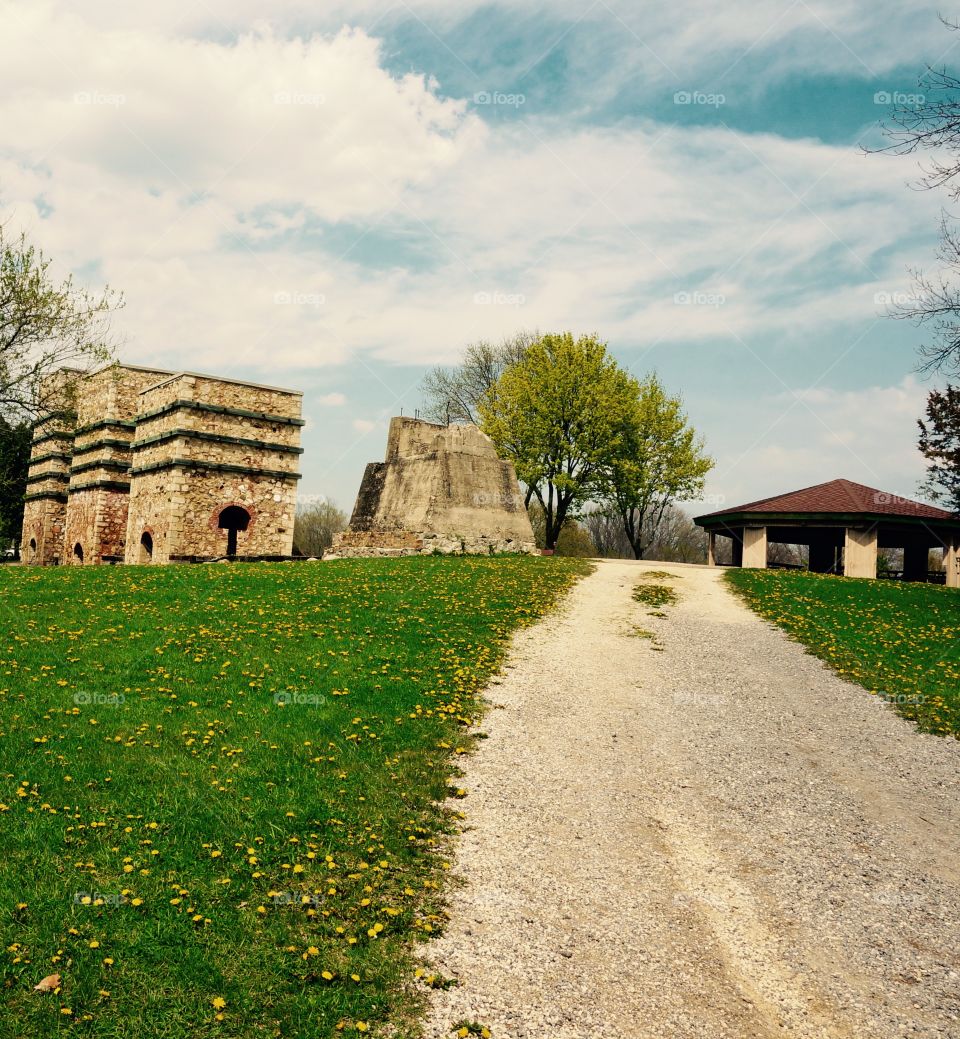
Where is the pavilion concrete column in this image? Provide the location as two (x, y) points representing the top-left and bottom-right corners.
(741, 526), (767, 569)
(843, 526), (877, 579)
(945, 539), (960, 588)
(707, 531), (716, 566)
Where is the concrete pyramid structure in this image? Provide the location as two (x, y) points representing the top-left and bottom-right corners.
(330, 417), (537, 557)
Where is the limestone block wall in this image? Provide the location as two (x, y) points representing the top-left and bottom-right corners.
(21, 369), (81, 564)
(62, 487), (132, 564)
(137, 373), (301, 422)
(22, 364), (303, 565)
(122, 470), (179, 564)
(124, 373), (303, 562)
(64, 365), (172, 564)
(22, 417), (75, 565)
(332, 418), (536, 557)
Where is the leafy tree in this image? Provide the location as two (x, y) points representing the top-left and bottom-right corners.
(554, 521), (596, 557)
(293, 498), (348, 556)
(479, 332), (637, 550)
(0, 416), (30, 548)
(526, 502), (596, 556)
(420, 331), (537, 425)
(918, 384), (960, 510)
(600, 373), (713, 560)
(1, 225), (119, 421)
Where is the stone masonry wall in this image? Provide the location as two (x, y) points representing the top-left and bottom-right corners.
(138, 373), (300, 420)
(124, 372), (302, 562)
(65, 365), (172, 564)
(23, 364), (303, 565)
(22, 421), (74, 565)
(21, 501), (68, 566)
(172, 471), (296, 559)
(63, 487), (132, 564)
(122, 470), (178, 564)
(21, 369), (81, 564)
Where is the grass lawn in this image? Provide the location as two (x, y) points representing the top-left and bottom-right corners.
(725, 568), (960, 738)
(0, 556), (589, 1038)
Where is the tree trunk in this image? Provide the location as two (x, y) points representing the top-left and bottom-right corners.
(620, 506), (645, 560)
(545, 495), (573, 550)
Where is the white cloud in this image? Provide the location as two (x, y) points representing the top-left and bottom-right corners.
(0, 1), (944, 383)
(0, 3), (481, 370)
(317, 392), (346, 406)
(55, 0), (952, 85)
(697, 375), (933, 509)
(352, 419), (376, 433)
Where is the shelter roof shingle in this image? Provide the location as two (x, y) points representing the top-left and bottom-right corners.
(698, 478), (954, 522)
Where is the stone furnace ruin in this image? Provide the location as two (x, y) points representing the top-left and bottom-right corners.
(330, 417), (536, 557)
(21, 363), (304, 565)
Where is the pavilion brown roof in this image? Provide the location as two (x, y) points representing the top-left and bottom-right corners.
(698, 478), (955, 522)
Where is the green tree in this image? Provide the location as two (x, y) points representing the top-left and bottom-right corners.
(600, 373), (713, 560)
(918, 385), (960, 511)
(526, 502), (597, 556)
(1, 225), (119, 421)
(293, 498), (348, 556)
(479, 332), (637, 550)
(0, 416), (30, 548)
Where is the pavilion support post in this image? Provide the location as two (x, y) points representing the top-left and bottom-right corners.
(741, 526), (767, 569)
(945, 539), (960, 588)
(903, 541), (929, 582)
(707, 531), (716, 566)
(843, 525), (877, 579)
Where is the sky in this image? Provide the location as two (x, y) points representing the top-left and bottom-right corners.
(1, 0), (956, 514)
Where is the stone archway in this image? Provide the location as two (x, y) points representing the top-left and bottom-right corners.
(139, 531), (153, 564)
(218, 505), (251, 556)
(73, 543), (84, 564)
(29, 538), (37, 562)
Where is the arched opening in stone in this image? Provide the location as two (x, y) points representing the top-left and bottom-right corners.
(73, 543), (84, 564)
(29, 538), (37, 561)
(218, 505), (251, 556)
(139, 531), (153, 564)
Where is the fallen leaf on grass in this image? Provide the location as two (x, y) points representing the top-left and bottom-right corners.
(33, 974), (61, 992)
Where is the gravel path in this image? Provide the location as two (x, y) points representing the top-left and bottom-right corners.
(422, 559), (960, 1039)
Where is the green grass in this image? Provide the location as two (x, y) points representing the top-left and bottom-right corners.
(725, 568), (960, 737)
(631, 583), (678, 609)
(0, 556), (589, 1038)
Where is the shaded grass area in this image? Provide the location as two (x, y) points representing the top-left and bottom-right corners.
(725, 568), (960, 737)
(0, 556), (590, 1037)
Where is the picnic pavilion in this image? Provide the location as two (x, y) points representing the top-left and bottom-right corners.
(694, 478), (960, 585)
